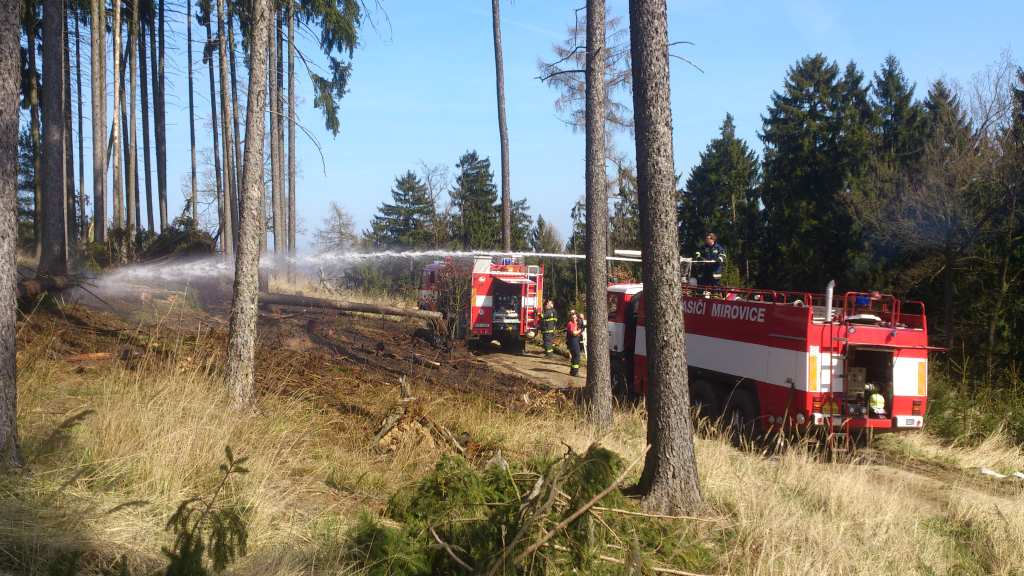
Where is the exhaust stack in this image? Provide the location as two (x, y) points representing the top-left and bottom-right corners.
(825, 280), (836, 322)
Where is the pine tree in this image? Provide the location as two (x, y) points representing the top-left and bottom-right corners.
(679, 113), (759, 282)
(449, 151), (499, 250)
(629, 0), (701, 515)
(1, 0), (22, 468)
(226, 0), (271, 409)
(368, 171), (436, 249)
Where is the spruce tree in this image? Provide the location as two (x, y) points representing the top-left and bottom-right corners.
(530, 214), (562, 253)
(679, 113), (759, 282)
(872, 55), (924, 165)
(368, 171), (435, 249)
(449, 151), (500, 250)
(759, 54), (876, 289)
(511, 198), (532, 251)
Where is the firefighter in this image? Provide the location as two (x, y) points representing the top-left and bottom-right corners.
(566, 310), (582, 377)
(695, 232), (726, 286)
(541, 300), (558, 356)
(867, 384), (887, 418)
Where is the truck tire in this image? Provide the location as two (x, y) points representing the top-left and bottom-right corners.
(689, 378), (720, 423)
(723, 388), (759, 443)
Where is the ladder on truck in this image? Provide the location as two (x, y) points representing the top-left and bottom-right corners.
(524, 265), (541, 331)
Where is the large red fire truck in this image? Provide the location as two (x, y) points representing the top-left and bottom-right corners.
(419, 256), (543, 351)
(608, 281), (933, 434)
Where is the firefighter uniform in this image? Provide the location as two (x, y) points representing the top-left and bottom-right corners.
(695, 242), (726, 286)
(541, 308), (558, 355)
(869, 391), (886, 418)
(566, 317), (582, 377)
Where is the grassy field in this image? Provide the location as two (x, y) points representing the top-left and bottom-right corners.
(3, 298), (1024, 575)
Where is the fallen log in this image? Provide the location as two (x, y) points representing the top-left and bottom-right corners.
(17, 275), (76, 302)
(260, 292), (442, 321)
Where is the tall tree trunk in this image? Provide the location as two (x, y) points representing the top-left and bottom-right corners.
(111, 0), (123, 231)
(216, 0), (236, 254)
(75, 7), (85, 239)
(205, 20), (226, 254)
(120, 70), (130, 232)
(90, 0), (105, 243)
(629, 0), (701, 515)
(490, 0), (511, 252)
(63, 9), (75, 247)
(583, 0), (612, 428)
(40, 0), (68, 275)
(187, 0), (197, 224)
(27, 11), (43, 259)
(286, 0), (296, 261)
(139, 16), (153, 232)
(154, 0), (166, 229)
(227, 9), (242, 210)
(268, 10), (282, 254)
(126, 0), (138, 247)
(226, 0), (270, 408)
(0, 0), (23, 468)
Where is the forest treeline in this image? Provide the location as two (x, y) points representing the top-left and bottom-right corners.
(16, 0), (357, 268)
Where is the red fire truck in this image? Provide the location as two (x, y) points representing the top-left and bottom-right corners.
(608, 281), (933, 434)
(419, 256), (543, 351)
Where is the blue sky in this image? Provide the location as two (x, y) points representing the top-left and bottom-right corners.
(82, 0), (1023, 251)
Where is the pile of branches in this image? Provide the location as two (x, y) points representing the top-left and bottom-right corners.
(346, 444), (718, 575)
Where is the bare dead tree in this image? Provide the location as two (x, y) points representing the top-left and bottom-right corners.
(0, 0), (22, 469)
(629, 0), (702, 514)
(538, 8), (633, 133)
(226, 0), (271, 409)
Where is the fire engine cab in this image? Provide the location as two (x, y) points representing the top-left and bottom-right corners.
(419, 256), (543, 351)
(608, 282), (932, 434)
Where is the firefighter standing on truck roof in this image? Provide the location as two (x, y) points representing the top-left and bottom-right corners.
(695, 232), (726, 286)
(567, 311), (582, 377)
(541, 300), (557, 356)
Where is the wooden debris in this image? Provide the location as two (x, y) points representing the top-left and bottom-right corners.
(64, 352), (115, 363)
(260, 292), (442, 321)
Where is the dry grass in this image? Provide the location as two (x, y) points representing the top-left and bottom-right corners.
(5, 304), (1024, 575)
(268, 276), (417, 311)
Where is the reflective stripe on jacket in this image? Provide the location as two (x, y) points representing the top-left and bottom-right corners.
(541, 310), (558, 333)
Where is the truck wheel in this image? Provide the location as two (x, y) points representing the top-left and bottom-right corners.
(689, 379), (720, 423)
(723, 388), (759, 443)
